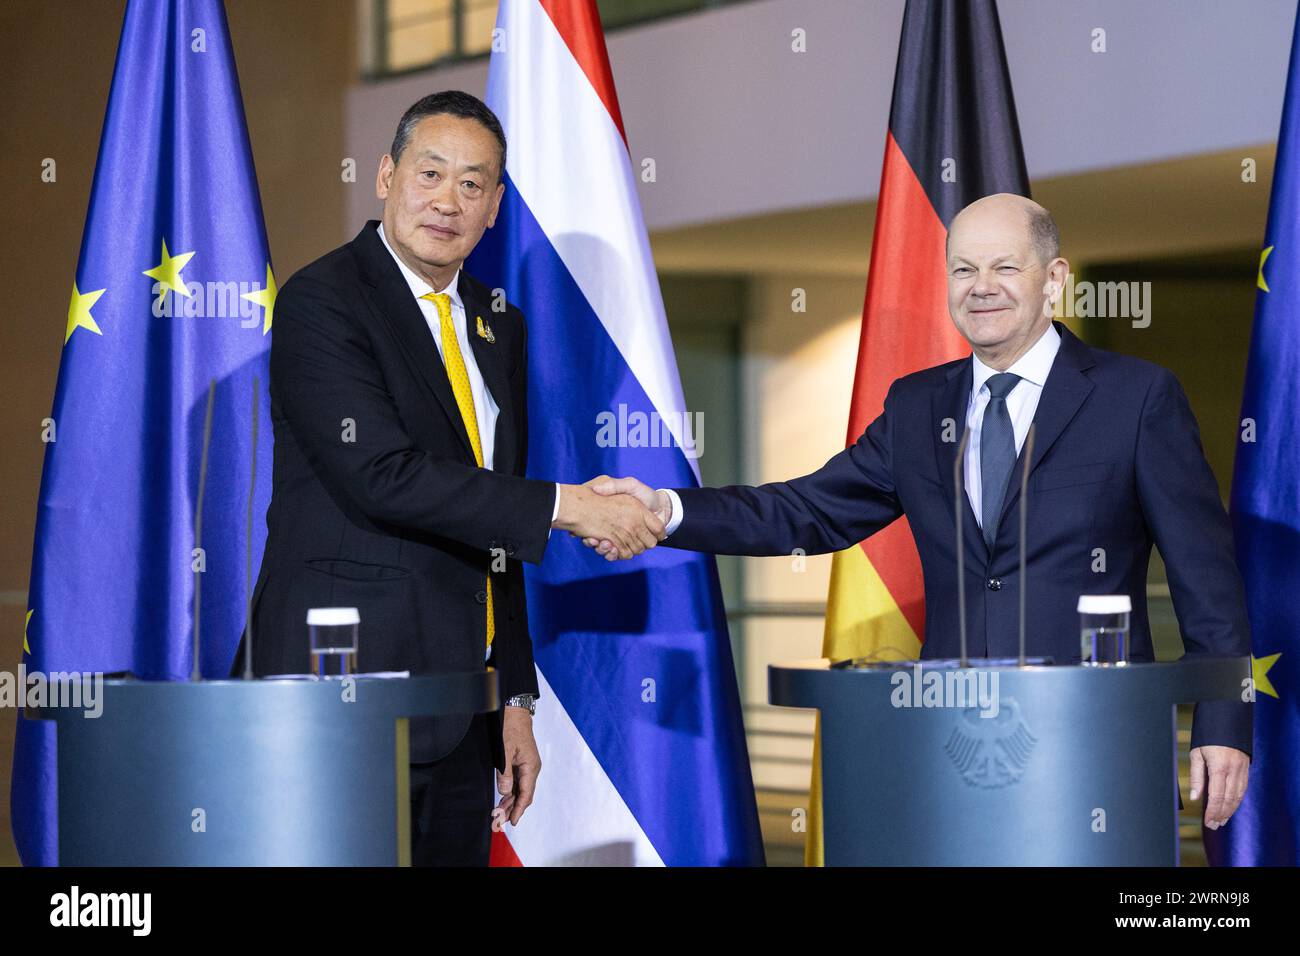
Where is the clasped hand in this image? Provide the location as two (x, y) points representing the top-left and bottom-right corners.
(552, 476), (670, 561)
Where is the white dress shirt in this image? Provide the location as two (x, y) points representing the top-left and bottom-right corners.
(376, 224), (560, 522)
(661, 322), (1062, 537)
(964, 322), (1060, 529)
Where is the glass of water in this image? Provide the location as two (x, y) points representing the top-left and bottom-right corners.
(1077, 594), (1131, 666)
(307, 607), (358, 678)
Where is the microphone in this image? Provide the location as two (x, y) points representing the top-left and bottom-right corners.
(242, 376), (259, 680)
(953, 426), (972, 668)
(192, 379), (216, 682)
(1018, 422), (1036, 667)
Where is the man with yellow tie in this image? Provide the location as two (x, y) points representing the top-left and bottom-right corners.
(239, 91), (664, 865)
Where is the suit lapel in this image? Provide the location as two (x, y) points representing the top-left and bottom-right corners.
(996, 321), (1096, 527)
(353, 222), (477, 463)
(931, 358), (989, 560)
(930, 322), (1097, 555)
(459, 276), (517, 475)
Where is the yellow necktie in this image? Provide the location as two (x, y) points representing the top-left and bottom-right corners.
(422, 291), (493, 650)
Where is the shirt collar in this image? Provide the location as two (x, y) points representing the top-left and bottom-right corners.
(971, 322), (1061, 396)
(376, 222), (461, 308)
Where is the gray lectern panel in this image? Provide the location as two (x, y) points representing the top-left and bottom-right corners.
(29, 673), (498, 866)
(769, 658), (1248, 866)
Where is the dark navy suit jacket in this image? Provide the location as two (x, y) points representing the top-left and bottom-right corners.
(668, 321), (1252, 753)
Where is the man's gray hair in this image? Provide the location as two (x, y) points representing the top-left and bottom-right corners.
(944, 199), (1062, 264)
(1027, 204), (1061, 264)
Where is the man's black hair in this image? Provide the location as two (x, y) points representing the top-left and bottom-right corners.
(390, 90), (506, 184)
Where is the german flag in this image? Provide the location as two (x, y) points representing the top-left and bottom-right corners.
(806, 0), (1031, 866)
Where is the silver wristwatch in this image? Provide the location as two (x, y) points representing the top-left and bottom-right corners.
(505, 694), (537, 715)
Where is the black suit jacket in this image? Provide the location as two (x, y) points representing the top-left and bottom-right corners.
(668, 322), (1252, 754)
(233, 220), (555, 766)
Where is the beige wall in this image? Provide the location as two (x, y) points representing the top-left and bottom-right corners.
(0, 0), (355, 865)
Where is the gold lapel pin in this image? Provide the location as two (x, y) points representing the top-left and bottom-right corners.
(476, 315), (495, 344)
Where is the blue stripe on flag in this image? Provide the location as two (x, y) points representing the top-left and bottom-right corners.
(470, 178), (765, 866)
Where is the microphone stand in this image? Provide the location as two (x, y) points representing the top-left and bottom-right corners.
(243, 377), (259, 680)
(954, 427), (971, 668)
(192, 380), (216, 681)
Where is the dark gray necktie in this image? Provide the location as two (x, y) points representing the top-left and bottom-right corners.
(980, 372), (1021, 549)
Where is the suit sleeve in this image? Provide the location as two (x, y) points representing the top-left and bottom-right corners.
(498, 311), (542, 701)
(1135, 367), (1253, 755)
(271, 274), (556, 564)
(667, 382), (905, 555)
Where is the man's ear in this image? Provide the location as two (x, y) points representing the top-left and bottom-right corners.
(1041, 257), (1070, 318)
(1045, 257), (1070, 299)
(486, 180), (506, 229)
(376, 154), (395, 200)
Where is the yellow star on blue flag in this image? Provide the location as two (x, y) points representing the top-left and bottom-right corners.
(241, 263), (277, 334)
(143, 238), (196, 297)
(66, 283), (105, 344)
(1252, 652), (1281, 698)
(1258, 245), (1274, 292)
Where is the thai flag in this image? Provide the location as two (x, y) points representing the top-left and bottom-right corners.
(468, 0), (764, 866)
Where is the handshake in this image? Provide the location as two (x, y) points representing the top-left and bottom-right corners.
(551, 476), (672, 561)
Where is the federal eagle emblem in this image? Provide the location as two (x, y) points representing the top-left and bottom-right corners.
(943, 698), (1037, 789)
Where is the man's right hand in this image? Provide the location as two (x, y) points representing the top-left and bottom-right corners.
(552, 481), (666, 560)
(580, 476), (672, 558)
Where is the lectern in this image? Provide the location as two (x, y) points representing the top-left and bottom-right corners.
(28, 671), (498, 865)
(770, 657), (1248, 865)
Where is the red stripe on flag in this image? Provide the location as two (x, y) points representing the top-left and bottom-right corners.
(490, 830), (524, 866)
(852, 132), (970, 641)
(538, 0), (628, 144)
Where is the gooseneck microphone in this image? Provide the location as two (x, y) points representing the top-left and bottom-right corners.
(243, 377), (259, 680)
(953, 426), (972, 668)
(192, 380), (216, 682)
(1018, 422), (1036, 667)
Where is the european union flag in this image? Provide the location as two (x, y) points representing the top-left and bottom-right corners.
(10, 0), (274, 866)
(1206, 8), (1300, 867)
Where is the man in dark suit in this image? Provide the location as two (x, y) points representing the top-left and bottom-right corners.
(235, 91), (665, 865)
(586, 193), (1252, 831)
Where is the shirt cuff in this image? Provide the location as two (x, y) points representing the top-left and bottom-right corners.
(662, 488), (684, 536)
(551, 483), (562, 523)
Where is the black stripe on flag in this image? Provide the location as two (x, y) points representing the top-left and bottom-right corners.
(887, 0), (1032, 227)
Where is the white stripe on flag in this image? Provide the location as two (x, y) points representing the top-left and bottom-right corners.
(499, 666), (665, 866)
(488, 0), (700, 481)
